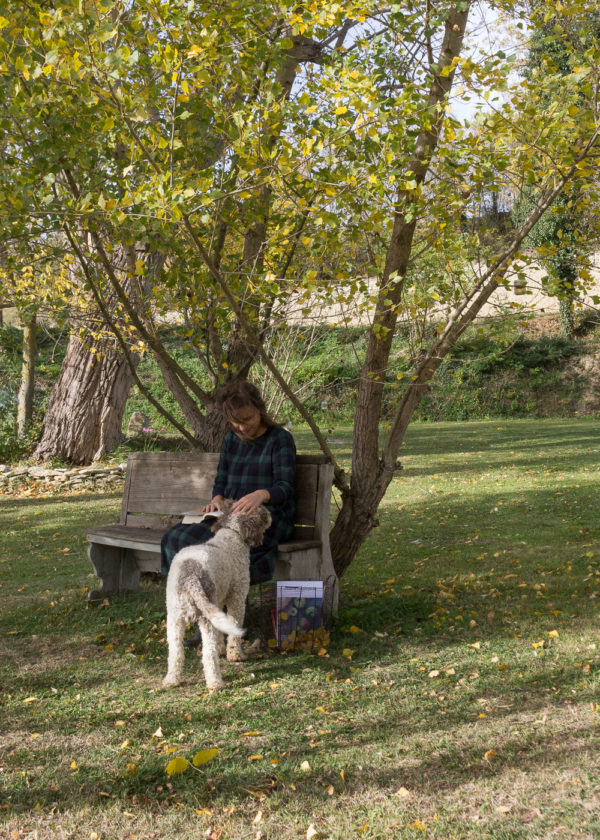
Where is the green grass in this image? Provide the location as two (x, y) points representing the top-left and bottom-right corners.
(1, 418), (600, 839)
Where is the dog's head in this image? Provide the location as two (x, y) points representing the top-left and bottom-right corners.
(211, 501), (272, 547)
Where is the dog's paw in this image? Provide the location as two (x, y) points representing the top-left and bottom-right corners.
(162, 675), (181, 688)
(226, 648), (247, 662)
(206, 680), (225, 691)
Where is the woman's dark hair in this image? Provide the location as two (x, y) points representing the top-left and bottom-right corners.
(216, 380), (276, 428)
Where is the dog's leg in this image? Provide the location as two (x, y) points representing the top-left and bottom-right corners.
(225, 593), (247, 662)
(200, 620), (225, 690)
(163, 605), (186, 687)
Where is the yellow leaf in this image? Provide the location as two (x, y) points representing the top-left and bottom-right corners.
(242, 731), (260, 737)
(317, 648), (328, 656)
(484, 749), (497, 762)
(342, 648), (355, 658)
(316, 706), (328, 715)
(334, 105), (348, 115)
(327, 784), (334, 796)
(192, 748), (220, 766)
(428, 670), (439, 678)
(196, 808), (212, 816)
(23, 697), (38, 704)
(165, 757), (189, 776)
(71, 761), (77, 770)
(119, 740), (130, 750)
(470, 642), (481, 650)
(340, 769), (345, 781)
(548, 630), (559, 638)
(396, 786), (411, 798)
(300, 760), (311, 772)
(348, 625), (364, 634)
(249, 754), (263, 761)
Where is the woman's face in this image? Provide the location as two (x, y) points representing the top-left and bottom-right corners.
(229, 404), (266, 441)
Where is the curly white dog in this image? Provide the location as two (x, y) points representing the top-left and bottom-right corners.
(163, 500), (271, 691)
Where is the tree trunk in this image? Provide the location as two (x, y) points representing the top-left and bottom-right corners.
(17, 313), (36, 438)
(34, 332), (134, 464)
(33, 241), (159, 464)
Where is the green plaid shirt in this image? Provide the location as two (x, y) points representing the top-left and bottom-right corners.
(213, 425), (296, 512)
(161, 425), (296, 584)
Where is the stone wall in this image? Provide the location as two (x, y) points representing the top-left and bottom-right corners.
(0, 463), (126, 492)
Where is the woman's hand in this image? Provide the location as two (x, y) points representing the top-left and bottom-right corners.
(201, 495), (224, 513)
(231, 489), (270, 515)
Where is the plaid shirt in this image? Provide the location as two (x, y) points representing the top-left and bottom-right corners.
(161, 425), (296, 584)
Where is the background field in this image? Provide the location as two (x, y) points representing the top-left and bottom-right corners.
(1, 418), (599, 839)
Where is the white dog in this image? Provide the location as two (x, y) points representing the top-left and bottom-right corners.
(163, 500), (271, 691)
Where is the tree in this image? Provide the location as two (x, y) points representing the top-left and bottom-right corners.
(1, 0), (599, 575)
(512, 7), (600, 336)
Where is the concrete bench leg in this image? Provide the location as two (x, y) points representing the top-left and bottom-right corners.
(87, 543), (141, 601)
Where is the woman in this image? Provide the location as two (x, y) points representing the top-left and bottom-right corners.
(160, 380), (296, 588)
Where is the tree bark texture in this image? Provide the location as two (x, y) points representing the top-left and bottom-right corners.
(33, 242), (158, 464)
(34, 331), (134, 464)
(17, 313), (36, 438)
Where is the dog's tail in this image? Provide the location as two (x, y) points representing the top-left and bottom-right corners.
(187, 579), (245, 637)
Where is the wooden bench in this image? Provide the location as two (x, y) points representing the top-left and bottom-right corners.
(86, 451), (338, 617)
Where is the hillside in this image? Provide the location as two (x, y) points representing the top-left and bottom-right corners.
(0, 311), (599, 463)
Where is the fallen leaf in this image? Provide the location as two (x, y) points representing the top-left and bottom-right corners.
(428, 670), (439, 678)
(349, 625), (364, 634)
(152, 726), (163, 739)
(395, 786), (411, 798)
(484, 749), (497, 762)
(306, 824), (318, 840)
(165, 757), (189, 776)
(253, 810), (263, 824)
(193, 748), (220, 766)
(327, 784), (334, 796)
(301, 760), (311, 772)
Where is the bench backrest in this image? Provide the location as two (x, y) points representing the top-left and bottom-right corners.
(120, 451), (334, 540)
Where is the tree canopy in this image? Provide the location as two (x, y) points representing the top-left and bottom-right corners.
(1, 0), (599, 573)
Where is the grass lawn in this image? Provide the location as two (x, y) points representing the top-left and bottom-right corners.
(1, 417), (599, 840)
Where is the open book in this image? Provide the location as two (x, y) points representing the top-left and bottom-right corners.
(181, 509), (225, 525)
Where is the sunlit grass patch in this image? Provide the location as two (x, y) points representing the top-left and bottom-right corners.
(1, 418), (599, 839)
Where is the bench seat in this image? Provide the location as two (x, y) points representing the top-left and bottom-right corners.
(86, 451), (338, 618)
